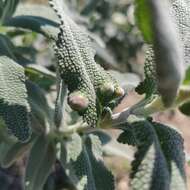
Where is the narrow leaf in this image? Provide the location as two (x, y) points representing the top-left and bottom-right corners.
(60, 134), (114, 190)
(5, 15), (59, 39)
(25, 135), (56, 190)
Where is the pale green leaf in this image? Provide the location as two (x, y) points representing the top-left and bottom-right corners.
(60, 134), (114, 190)
(0, 56), (31, 141)
(25, 135), (56, 190)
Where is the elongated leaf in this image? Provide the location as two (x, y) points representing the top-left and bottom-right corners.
(5, 15), (59, 39)
(152, 122), (187, 190)
(60, 134), (114, 190)
(25, 135), (56, 190)
(0, 139), (32, 168)
(26, 81), (53, 134)
(0, 0), (19, 24)
(129, 121), (170, 190)
(135, 0), (153, 43)
(0, 56), (31, 141)
(118, 120), (187, 190)
(54, 75), (67, 128)
(135, 0), (184, 106)
(0, 34), (16, 59)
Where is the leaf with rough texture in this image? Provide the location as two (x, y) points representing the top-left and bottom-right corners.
(118, 120), (187, 190)
(135, 0), (184, 106)
(152, 122), (187, 190)
(48, 0), (123, 126)
(128, 121), (170, 190)
(25, 135), (56, 190)
(0, 56), (31, 141)
(169, 0), (190, 68)
(60, 133), (114, 190)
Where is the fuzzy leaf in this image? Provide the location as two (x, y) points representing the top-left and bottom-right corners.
(0, 56), (31, 141)
(170, 0), (190, 68)
(118, 120), (187, 190)
(128, 121), (170, 190)
(135, 0), (184, 106)
(25, 135), (56, 190)
(49, 0), (123, 126)
(152, 122), (187, 190)
(60, 134), (114, 190)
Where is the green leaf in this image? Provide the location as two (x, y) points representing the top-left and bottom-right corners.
(183, 66), (190, 85)
(128, 121), (170, 190)
(25, 135), (56, 190)
(135, 0), (153, 43)
(135, 0), (184, 106)
(0, 34), (17, 60)
(54, 78), (67, 128)
(179, 100), (190, 116)
(118, 120), (187, 190)
(25, 64), (56, 90)
(90, 130), (111, 145)
(152, 122), (187, 190)
(0, 56), (31, 141)
(26, 81), (54, 134)
(85, 134), (115, 190)
(0, 0), (19, 24)
(60, 133), (114, 190)
(5, 15), (59, 39)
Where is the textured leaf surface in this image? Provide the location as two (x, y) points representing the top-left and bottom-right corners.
(170, 0), (190, 68)
(129, 121), (170, 190)
(152, 122), (187, 190)
(135, 0), (184, 106)
(49, 0), (123, 126)
(118, 120), (187, 190)
(0, 56), (31, 141)
(60, 134), (114, 190)
(25, 135), (56, 190)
